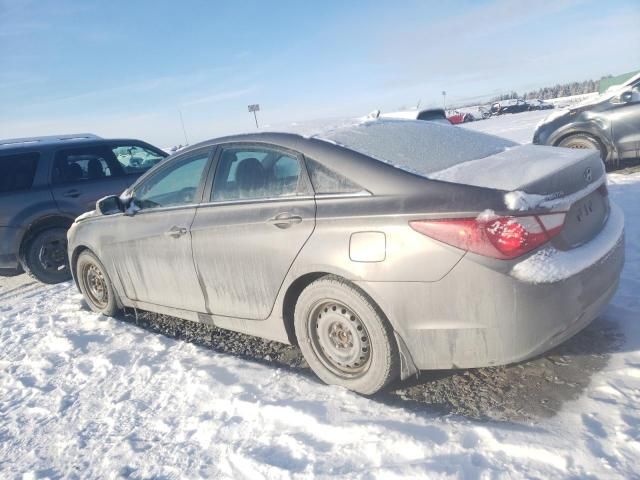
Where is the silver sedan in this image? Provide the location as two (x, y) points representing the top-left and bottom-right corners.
(68, 119), (624, 394)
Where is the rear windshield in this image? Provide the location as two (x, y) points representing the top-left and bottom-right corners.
(318, 119), (516, 177)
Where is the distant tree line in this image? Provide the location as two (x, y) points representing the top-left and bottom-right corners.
(489, 75), (614, 102)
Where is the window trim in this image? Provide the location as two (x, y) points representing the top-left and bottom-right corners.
(203, 142), (313, 204)
(130, 146), (215, 212)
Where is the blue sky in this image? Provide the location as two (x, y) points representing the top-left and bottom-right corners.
(1, 0), (639, 146)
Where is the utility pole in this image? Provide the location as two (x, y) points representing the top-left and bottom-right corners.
(248, 104), (260, 128)
(442, 91), (446, 111)
(178, 109), (189, 145)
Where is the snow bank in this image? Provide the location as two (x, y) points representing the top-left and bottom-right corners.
(511, 202), (624, 283)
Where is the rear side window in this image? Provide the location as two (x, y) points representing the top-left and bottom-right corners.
(53, 147), (124, 184)
(112, 145), (166, 174)
(0, 152), (39, 193)
(305, 158), (363, 194)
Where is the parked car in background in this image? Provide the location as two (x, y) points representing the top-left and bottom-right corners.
(446, 110), (475, 124)
(533, 73), (640, 168)
(380, 108), (451, 125)
(490, 99), (530, 115)
(527, 99), (554, 110)
(0, 133), (167, 283)
(68, 119), (623, 394)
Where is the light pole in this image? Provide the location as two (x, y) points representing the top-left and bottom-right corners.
(248, 104), (260, 128)
(442, 91), (446, 111)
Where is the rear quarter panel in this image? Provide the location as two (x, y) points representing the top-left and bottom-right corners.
(287, 195), (466, 283)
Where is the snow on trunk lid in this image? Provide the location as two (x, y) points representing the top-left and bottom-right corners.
(431, 143), (609, 248)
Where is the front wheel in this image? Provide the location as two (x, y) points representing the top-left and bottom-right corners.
(21, 228), (72, 284)
(76, 250), (121, 317)
(557, 133), (606, 162)
(294, 276), (399, 395)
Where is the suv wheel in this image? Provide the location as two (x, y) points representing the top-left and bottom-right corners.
(294, 275), (399, 395)
(76, 250), (121, 316)
(20, 228), (72, 284)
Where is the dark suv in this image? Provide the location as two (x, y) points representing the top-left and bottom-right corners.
(0, 133), (167, 283)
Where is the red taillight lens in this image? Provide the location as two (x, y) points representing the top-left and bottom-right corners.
(409, 212), (566, 260)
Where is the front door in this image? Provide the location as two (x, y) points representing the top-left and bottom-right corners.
(108, 149), (211, 311)
(610, 85), (640, 159)
(191, 144), (316, 319)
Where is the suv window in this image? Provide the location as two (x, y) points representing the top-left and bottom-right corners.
(0, 152), (39, 193)
(212, 146), (305, 201)
(134, 151), (209, 209)
(112, 145), (165, 174)
(53, 147), (124, 184)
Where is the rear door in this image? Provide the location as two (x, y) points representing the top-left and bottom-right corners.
(191, 144), (316, 319)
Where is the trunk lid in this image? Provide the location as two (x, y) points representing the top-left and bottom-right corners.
(429, 144), (609, 248)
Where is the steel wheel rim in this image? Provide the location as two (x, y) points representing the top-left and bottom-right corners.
(308, 300), (372, 378)
(38, 238), (67, 272)
(82, 263), (108, 309)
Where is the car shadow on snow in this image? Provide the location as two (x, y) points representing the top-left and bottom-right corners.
(106, 303), (624, 423)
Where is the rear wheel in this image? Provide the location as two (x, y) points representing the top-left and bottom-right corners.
(76, 250), (121, 317)
(21, 228), (71, 284)
(294, 276), (399, 395)
(558, 133), (606, 162)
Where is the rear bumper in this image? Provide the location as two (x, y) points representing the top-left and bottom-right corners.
(356, 206), (625, 370)
(0, 226), (23, 271)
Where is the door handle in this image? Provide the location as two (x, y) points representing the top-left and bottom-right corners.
(164, 226), (188, 238)
(62, 189), (81, 198)
(267, 213), (303, 229)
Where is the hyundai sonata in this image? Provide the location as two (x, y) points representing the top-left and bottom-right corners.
(68, 119), (624, 394)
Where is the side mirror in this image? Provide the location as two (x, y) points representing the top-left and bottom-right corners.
(96, 195), (124, 215)
(612, 90), (634, 104)
(620, 91), (634, 103)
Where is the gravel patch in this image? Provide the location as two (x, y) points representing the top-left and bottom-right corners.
(119, 306), (623, 423)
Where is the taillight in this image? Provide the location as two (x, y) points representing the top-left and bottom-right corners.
(409, 212), (567, 260)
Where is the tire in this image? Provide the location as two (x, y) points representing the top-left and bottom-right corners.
(557, 133), (606, 162)
(20, 228), (72, 284)
(294, 275), (399, 395)
(76, 250), (121, 317)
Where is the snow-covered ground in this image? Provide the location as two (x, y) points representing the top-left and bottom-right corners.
(1, 113), (640, 479)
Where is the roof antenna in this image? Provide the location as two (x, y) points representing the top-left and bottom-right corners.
(178, 109), (189, 145)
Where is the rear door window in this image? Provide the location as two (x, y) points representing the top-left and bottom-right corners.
(53, 147), (124, 184)
(212, 146), (309, 201)
(112, 145), (166, 174)
(0, 152), (39, 193)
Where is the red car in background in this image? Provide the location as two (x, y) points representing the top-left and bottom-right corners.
(446, 110), (475, 124)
